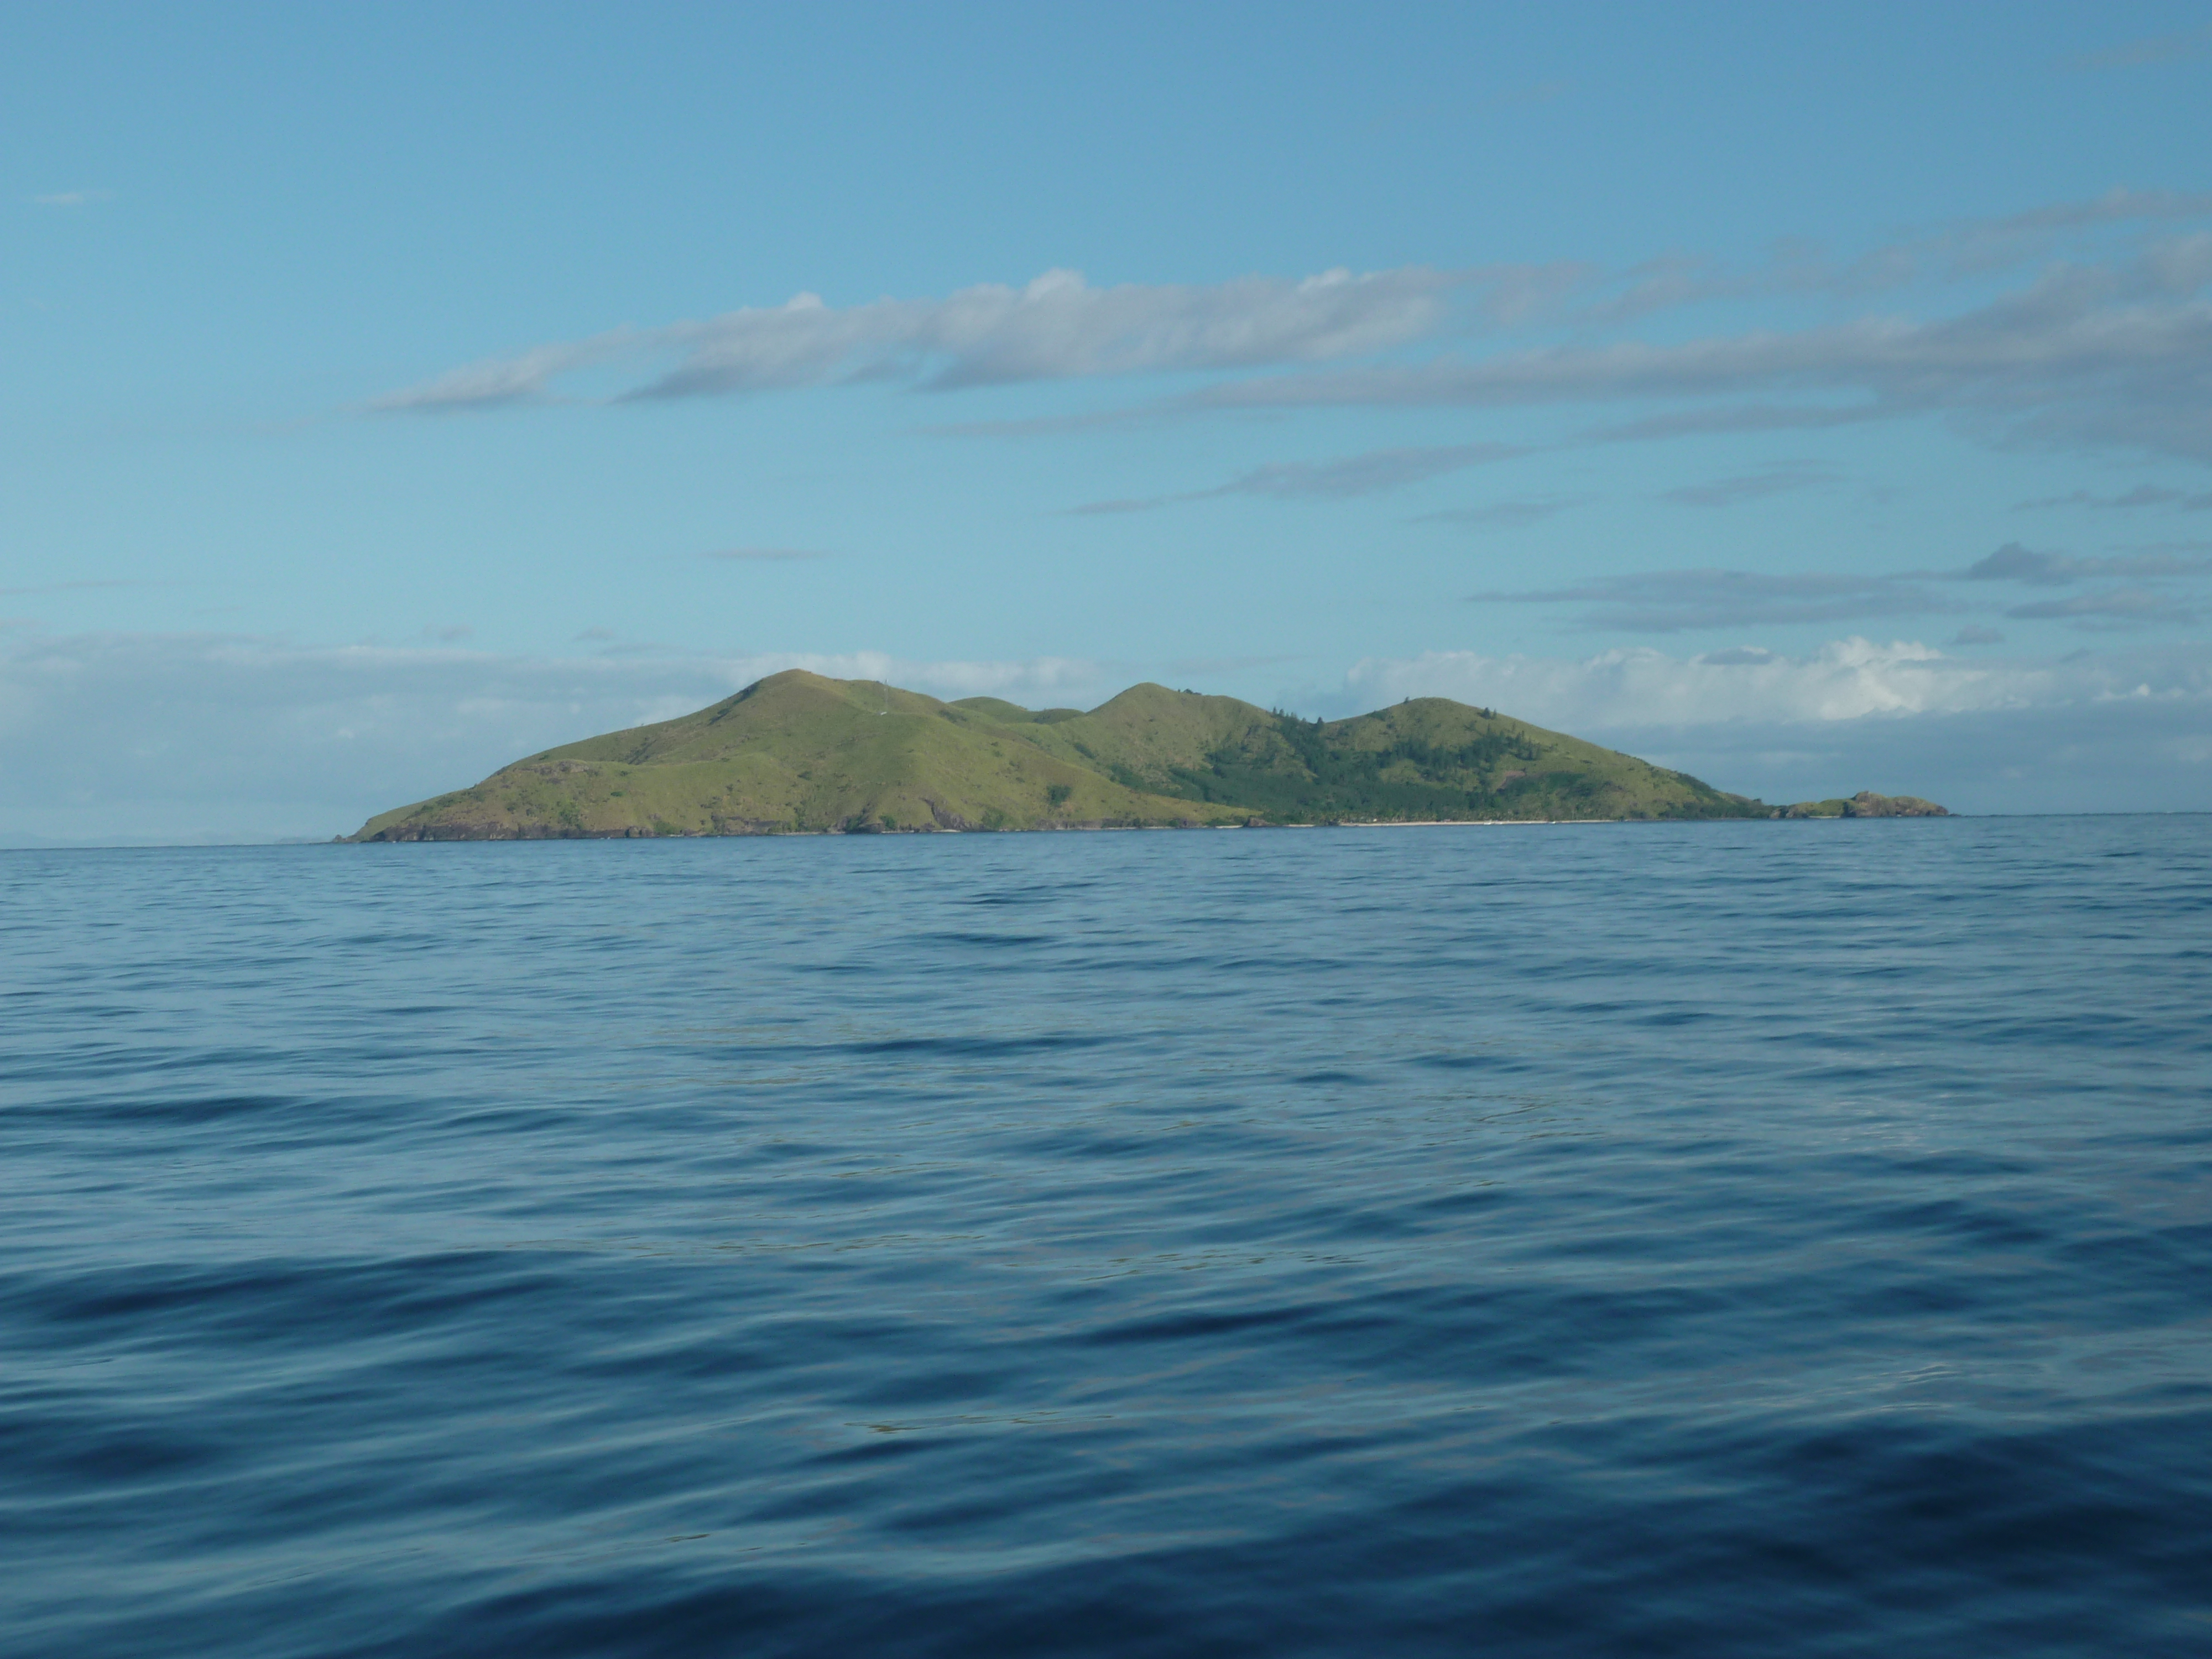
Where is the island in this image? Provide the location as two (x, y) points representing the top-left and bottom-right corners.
(348, 670), (1946, 839)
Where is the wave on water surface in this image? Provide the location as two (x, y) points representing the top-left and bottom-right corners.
(2, 818), (2208, 1657)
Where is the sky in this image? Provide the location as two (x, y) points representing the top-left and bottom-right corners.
(5, 1), (2211, 840)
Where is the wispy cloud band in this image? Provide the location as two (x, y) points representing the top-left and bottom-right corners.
(1471, 569), (1957, 633)
(1344, 634), (2212, 730)
(1190, 245), (2212, 463)
(1471, 542), (2212, 633)
(373, 266), (1468, 411)
(369, 191), (2212, 476)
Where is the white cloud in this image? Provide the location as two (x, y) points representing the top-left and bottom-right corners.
(1472, 569), (1956, 633)
(363, 194), (2212, 474)
(1535, 190), (2212, 323)
(1342, 635), (2212, 729)
(1194, 239), (2212, 463)
(368, 330), (642, 411)
(0, 633), (1109, 842)
(5, 631), (2206, 839)
(373, 267), (1467, 411)
(1626, 697), (2212, 814)
(1070, 441), (1525, 513)
(1337, 637), (2212, 811)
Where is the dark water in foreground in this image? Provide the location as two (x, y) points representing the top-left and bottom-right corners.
(2, 820), (2208, 1657)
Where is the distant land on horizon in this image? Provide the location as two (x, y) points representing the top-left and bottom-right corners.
(346, 671), (1947, 842)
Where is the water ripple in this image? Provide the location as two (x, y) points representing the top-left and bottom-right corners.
(2, 819), (2208, 1656)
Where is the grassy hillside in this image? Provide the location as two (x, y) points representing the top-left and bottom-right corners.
(972, 685), (1762, 823)
(353, 671), (1243, 840)
(350, 670), (1799, 841)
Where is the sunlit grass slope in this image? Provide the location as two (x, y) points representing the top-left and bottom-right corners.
(973, 685), (1765, 823)
(351, 671), (1770, 840)
(352, 671), (1243, 840)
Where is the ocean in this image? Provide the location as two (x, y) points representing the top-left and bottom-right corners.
(3, 817), (2208, 1657)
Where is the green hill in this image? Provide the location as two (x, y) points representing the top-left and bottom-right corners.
(957, 682), (1762, 823)
(348, 670), (1896, 841)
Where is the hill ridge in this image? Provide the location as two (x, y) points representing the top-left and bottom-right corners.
(348, 670), (1940, 840)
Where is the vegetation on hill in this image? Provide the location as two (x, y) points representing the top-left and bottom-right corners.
(973, 687), (1765, 823)
(348, 671), (1943, 840)
(353, 672), (1235, 841)
(1778, 791), (1949, 818)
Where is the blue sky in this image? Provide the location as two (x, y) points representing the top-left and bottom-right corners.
(6, 2), (2211, 838)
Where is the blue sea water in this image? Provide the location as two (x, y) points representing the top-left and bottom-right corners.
(2, 817), (2208, 1657)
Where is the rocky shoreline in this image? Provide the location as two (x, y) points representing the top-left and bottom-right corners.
(355, 796), (1952, 842)
(1774, 791), (1949, 819)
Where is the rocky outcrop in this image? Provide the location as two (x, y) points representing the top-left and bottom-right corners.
(1776, 791), (1949, 819)
(361, 821), (688, 841)
(1841, 791), (1947, 817)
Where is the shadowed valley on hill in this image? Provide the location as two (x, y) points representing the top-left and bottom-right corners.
(349, 671), (1943, 839)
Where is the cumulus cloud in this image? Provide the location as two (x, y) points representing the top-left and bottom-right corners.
(1345, 634), (2211, 728)
(0, 633), (1110, 842)
(1472, 568), (1955, 633)
(6, 630), (2208, 838)
(1337, 636), (2212, 810)
(1625, 697), (2212, 815)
